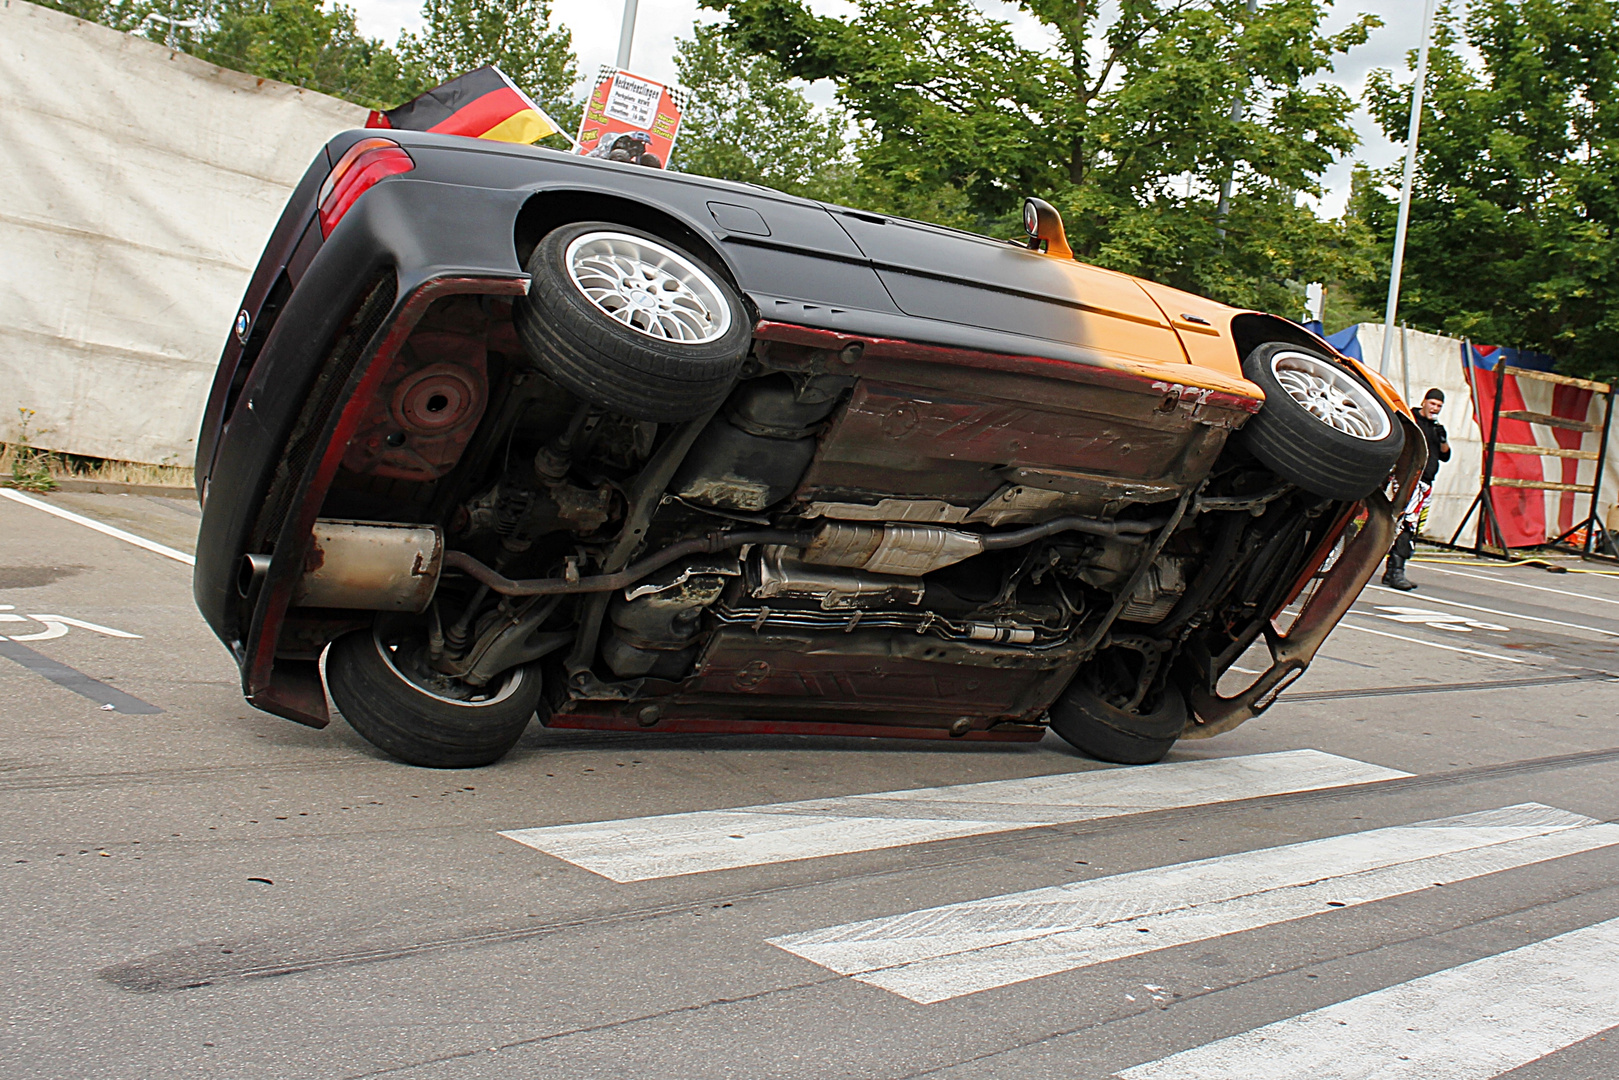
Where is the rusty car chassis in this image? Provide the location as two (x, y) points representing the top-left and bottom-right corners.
(193, 130), (1423, 768)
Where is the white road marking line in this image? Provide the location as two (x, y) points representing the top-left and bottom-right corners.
(0, 612), (141, 642)
(1363, 583), (1619, 637)
(769, 804), (1619, 1005)
(1115, 913), (1619, 1080)
(0, 488), (194, 566)
(1418, 563), (1619, 609)
(25, 615), (140, 639)
(501, 750), (1408, 883)
(1336, 620), (1528, 663)
(3, 620), (67, 641)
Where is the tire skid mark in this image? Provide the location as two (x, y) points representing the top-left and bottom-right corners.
(1285, 671), (1613, 703)
(0, 733), (735, 793)
(94, 745), (1619, 994)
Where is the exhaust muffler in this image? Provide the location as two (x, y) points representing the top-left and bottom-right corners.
(286, 519), (443, 612)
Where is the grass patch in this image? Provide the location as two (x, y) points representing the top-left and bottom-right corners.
(1, 443), (196, 491)
(1, 408), (56, 492)
(3, 409), (194, 492)
(52, 453), (195, 488)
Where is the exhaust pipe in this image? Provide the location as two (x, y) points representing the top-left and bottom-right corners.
(291, 520), (443, 612)
(237, 553), (272, 598)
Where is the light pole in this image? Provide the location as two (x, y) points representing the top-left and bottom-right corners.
(1214, 0), (1259, 238)
(1380, 0), (1438, 377)
(616, 0), (639, 69)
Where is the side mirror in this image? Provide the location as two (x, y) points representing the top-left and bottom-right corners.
(1022, 197), (1073, 260)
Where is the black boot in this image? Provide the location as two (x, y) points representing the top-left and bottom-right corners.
(1382, 554), (1417, 591)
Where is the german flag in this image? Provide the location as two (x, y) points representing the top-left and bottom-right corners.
(366, 65), (565, 145)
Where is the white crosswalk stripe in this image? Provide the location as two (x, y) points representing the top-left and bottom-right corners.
(499, 750), (1407, 882)
(767, 804), (1619, 1004)
(1115, 914), (1619, 1080)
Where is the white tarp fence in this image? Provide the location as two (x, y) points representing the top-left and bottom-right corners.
(1348, 323), (1619, 547)
(5, 0), (1616, 545)
(0, 0), (365, 465)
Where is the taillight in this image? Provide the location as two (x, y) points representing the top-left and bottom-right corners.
(317, 138), (414, 238)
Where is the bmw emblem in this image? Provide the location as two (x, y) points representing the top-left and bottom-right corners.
(235, 308), (251, 344)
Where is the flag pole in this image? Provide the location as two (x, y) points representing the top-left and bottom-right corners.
(1380, 0), (1438, 375)
(616, 0), (639, 69)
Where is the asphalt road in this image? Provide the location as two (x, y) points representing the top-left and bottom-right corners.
(3, 488), (1618, 1080)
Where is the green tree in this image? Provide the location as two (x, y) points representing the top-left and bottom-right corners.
(203, 0), (408, 106)
(36, 0), (409, 106)
(704, 0), (1380, 313)
(36, 0), (583, 119)
(1356, 0), (1619, 380)
(670, 24), (853, 200)
(398, 0), (579, 128)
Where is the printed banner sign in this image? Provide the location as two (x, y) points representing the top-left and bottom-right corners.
(575, 66), (690, 168)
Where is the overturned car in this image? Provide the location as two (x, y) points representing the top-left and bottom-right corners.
(194, 130), (1424, 768)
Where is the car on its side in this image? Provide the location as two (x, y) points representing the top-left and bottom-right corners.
(194, 130), (1424, 768)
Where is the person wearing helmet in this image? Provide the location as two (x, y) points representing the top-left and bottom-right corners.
(589, 131), (661, 167)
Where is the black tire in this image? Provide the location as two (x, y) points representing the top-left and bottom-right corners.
(325, 627), (544, 768)
(1238, 342), (1405, 501)
(515, 222), (752, 422)
(1048, 681), (1187, 765)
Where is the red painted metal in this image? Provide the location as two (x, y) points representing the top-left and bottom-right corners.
(340, 304), (491, 481)
(754, 321), (1264, 415)
(544, 711), (1047, 742)
(802, 378), (1193, 501)
(678, 627), (1066, 723)
(1278, 499), (1361, 612)
(246, 658), (329, 729)
(246, 274), (528, 703)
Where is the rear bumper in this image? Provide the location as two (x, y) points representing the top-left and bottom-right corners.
(191, 176), (531, 723)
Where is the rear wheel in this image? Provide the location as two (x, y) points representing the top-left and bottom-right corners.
(515, 222), (752, 422)
(325, 624), (544, 768)
(1048, 680), (1187, 765)
(1238, 342), (1404, 501)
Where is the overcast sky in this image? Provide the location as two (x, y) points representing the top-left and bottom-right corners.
(345, 0), (1441, 218)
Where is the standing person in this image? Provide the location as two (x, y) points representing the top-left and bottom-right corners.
(1384, 388), (1452, 590)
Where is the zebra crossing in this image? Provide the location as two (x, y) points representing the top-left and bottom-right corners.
(500, 748), (1619, 1076)
(499, 749), (1407, 882)
(766, 803), (1619, 1004)
(1116, 916), (1619, 1080)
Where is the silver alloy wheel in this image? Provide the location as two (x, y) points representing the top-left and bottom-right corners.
(564, 231), (733, 343)
(1268, 350), (1391, 441)
(373, 630), (524, 706)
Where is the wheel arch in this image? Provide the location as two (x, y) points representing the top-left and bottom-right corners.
(1229, 313), (1335, 364)
(1230, 312), (1411, 417)
(513, 189), (748, 302)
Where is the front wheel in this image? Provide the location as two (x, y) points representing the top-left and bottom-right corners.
(1238, 342), (1404, 501)
(325, 626), (544, 768)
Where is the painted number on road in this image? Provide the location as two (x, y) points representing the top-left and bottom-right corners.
(0, 605), (141, 642)
(1372, 605), (1509, 633)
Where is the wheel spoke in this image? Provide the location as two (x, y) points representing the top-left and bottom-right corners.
(1268, 351), (1391, 443)
(565, 233), (732, 345)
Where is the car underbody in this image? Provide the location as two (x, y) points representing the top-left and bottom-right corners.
(194, 132), (1424, 767)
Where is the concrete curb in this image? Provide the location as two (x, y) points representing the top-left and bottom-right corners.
(44, 479), (197, 499)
